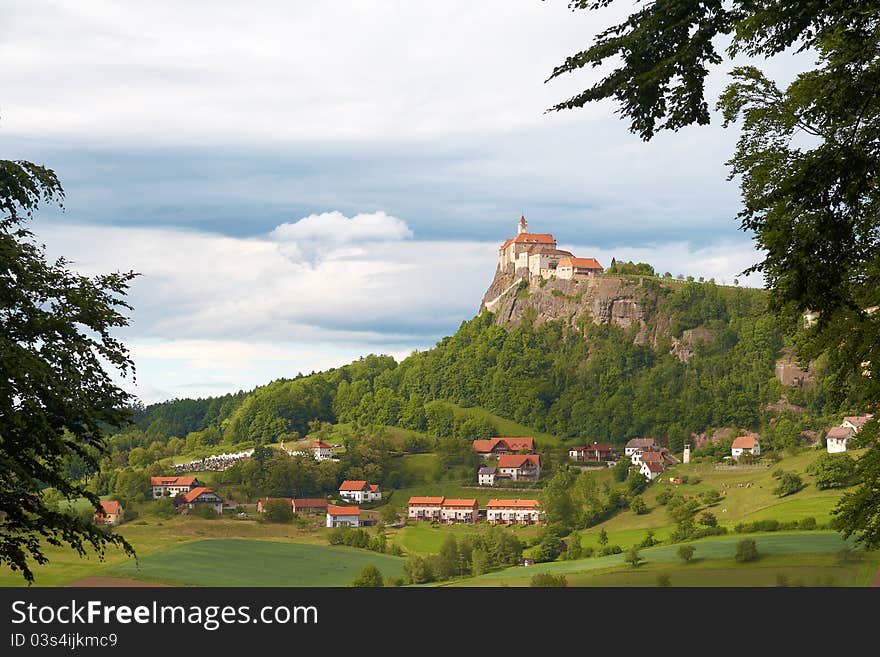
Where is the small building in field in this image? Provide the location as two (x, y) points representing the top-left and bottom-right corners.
(639, 460), (663, 482)
(440, 499), (479, 524)
(841, 414), (873, 433)
(150, 476), (199, 499)
(731, 435), (761, 460)
(407, 496), (445, 522)
(472, 437), (535, 457)
(181, 487), (224, 514)
(478, 466), (497, 486)
(624, 438), (660, 457)
(555, 257), (604, 279)
(292, 498), (328, 514)
(312, 440), (333, 461)
(256, 497), (294, 514)
(94, 500), (124, 525)
(486, 499), (542, 526)
(326, 506), (360, 528)
(497, 454), (541, 481)
(338, 480), (382, 504)
(826, 426), (856, 454)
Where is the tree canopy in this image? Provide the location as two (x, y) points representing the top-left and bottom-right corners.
(1, 159), (137, 582)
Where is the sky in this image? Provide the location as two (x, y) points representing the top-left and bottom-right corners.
(1, 1), (816, 403)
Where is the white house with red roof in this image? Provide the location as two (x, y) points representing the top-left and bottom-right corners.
(731, 435), (761, 460)
(486, 499), (542, 525)
(150, 476), (199, 499)
(472, 437), (535, 457)
(326, 506), (360, 528)
(407, 496), (445, 522)
(338, 480), (382, 503)
(639, 460), (663, 482)
(94, 500), (124, 525)
(311, 440), (333, 461)
(625, 438), (660, 457)
(826, 426), (856, 453)
(440, 499), (479, 524)
(555, 256), (604, 279)
(841, 414), (873, 433)
(181, 487), (224, 514)
(497, 454), (541, 481)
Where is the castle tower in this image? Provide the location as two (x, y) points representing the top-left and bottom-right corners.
(517, 215), (528, 235)
(683, 444), (691, 464)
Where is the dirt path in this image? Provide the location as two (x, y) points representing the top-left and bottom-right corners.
(65, 577), (170, 587)
(871, 567), (880, 587)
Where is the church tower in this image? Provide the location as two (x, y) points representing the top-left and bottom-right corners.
(517, 215), (528, 235)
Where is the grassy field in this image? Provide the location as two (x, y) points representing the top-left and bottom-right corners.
(386, 521), (543, 555)
(108, 539), (405, 586)
(449, 531), (874, 586)
(441, 402), (561, 446)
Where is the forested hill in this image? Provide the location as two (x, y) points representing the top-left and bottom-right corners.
(132, 274), (864, 454)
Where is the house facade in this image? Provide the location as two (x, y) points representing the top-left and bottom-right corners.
(94, 500), (124, 525)
(326, 506), (360, 528)
(731, 436), (761, 459)
(639, 461), (663, 481)
(569, 442), (614, 463)
(497, 454), (541, 481)
(478, 466), (497, 486)
(486, 499), (542, 525)
(555, 256), (604, 279)
(338, 480), (382, 503)
(841, 414), (873, 433)
(408, 497), (445, 522)
(439, 499), (479, 524)
(624, 438), (659, 457)
(826, 426), (855, 454)
(312, 440), (333, 461)
(150, 476), (199, 499)
(181, 487), (224, 514)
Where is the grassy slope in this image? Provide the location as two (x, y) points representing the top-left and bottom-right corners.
(108, 539), (405, 586)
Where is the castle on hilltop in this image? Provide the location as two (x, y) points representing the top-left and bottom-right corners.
(497, 215), (603, 280)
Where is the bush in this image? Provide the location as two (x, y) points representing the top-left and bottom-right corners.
(191, 504), (217, 519)
(351, 565), (384, 587)
(629, 496), (647, 515)
(530, 573), (567, 587)
(262, 499), (294, 523)
(152, 498), (177, 519)
(599, 545), (623, 556)
(798, 516), (817, 530)
(735, 539), (759, 563)
(677, 545), (695, 563)
(772, 470), (804, 497)
(808, 453), (857, 490)
(656, 574), (671, 587)
(656, 489), (674, 505)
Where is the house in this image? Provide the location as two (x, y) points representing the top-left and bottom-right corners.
(478, 466), (497, 486)
(569, 446), (587, 461)
(181, 487), (224, 514)
(638, 450), (664, 467)
(94, 500), (124, 526)
(150, 476), (199, 499)
(292, 498), (328, 515)
(639, 461), (663, 482)
(408, 496), (445, 522)
(338, 480), (382, 503)
(312, 440), (333, 461)
(841, 414), (873, 433)
(472, 437), (535, 457)
(486, 499), (542, 525)
(826, 426), (856, 454)
(555, 256), (604, 279)
(569, 441), (614, 463)
(497, 454), (541, 481)
(624, 438), (659, 457)
(256, 497), (294, 513)
(440, 499), (479, 524)
(731, 436), (761, 460)
(326, 506), (360, 528)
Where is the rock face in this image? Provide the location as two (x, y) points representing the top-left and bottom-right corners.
(671, 328), (716, 362)
(775, 347), (814, 387)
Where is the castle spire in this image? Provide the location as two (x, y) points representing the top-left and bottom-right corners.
(517, 214), (528, 235)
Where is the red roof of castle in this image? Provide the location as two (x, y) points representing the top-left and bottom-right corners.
(558, 257), (603, 269)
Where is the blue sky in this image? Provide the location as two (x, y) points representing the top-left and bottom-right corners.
(1, 1), (813, 403)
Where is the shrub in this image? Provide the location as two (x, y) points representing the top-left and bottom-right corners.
(735, 539), (759, 563)
(677, 545), (695, 563)
(599, 545), (623, 556)
(351, 565), (384, 587)
(772, 470), (804, 497)
(629, 496), (647, 515)
(657, 574), (671, 587)
(798, 516), (817, 530)
(808, 453), (857, 490)
(530, 573), (567, 587)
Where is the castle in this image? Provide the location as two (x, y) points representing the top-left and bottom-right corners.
(497, 215), (603, 280)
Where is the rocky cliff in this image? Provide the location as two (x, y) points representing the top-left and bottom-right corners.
(479, 269), (715, 360)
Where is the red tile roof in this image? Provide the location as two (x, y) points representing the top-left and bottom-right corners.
(312, 440), (332, 449)
(640, 450), (663, 463)
(486, 499), (540, 509)
(182, 487), (216, 503)
(99, 500), (122, 515)
(497, 454), (540, 469)
(473, 437), (535, 453)
(513, 233), (556, 245)
(369, 484), (380, 492)
(732, 436), (758, 449)
(826, 426), (854, 440)
(843, 414), (873, 428)
(558, 257), (603, 269)
(150, 476), (197, 487)
(327, 506), (360, 516)
(442, 499), (477, 508)
(339, 480), (368, 491)
(408, 496), (445, 506)
(644, 462), (664, 473)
